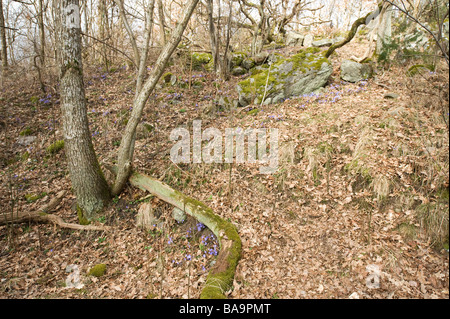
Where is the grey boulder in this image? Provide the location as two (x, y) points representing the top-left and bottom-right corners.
(340, 60), (372, 83)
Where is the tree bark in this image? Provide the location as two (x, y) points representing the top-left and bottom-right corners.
(136, 0), (156, 95)
(59, 0), (111, 221)
(157, 0), (166, 46)
(98, 0), (110, 70)
(0, 0), (8, 70)
(112, 0), (200, 196)
(38, 0), (45, 67)
(206, 0), (219, 73)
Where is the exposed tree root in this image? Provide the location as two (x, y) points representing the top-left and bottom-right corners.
(325, 2), (384, 59)
(125, 169), (242, 299)
(0, 191), (110, 231)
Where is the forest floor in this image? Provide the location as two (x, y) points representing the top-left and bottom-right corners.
(0, 38), (449, 299)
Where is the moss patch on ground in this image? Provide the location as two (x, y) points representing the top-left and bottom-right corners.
(88, 264), (107, 277)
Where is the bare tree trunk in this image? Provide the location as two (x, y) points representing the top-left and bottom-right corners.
(0, 0), (8, 71)
(116, 0), (140, 68)
(98, 0), (110, 70)
(206, 0), (220, 74)
(59, 0), (111, 221)
(136, 0), (156, 95)
(157, 0), (166, 46)
(38, 0), (45, 67)
(221, 0), (232, 79)
(112, 0), (200, 196)
(82, 0), (89, 49)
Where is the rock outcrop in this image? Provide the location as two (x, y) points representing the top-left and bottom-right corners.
(236, 47), (333, 106)
(286, 31), (305, 46)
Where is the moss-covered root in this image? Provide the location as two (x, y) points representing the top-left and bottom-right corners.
(200, 230), (242, 299)
(127, 170), (242, 299)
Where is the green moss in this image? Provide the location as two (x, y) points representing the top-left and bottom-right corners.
(249, 64), (269, 75)
(230, 52), (248, 67)
(162, 72), (173, 83)
(168, 191), (242, 299)
(46, 140), (65, 155)
(77, 205), (91, 225)
(289, 47), (323, 71)
(237, 68), (279, 102)
(146, 292), (158, 299)
(88, 264), (107, 277)
(30, 96), (40, 104)
(25, 192), (46, 203)
(19, 127), (33, 136)
(191, 52), (213, 70)
(21, 151), (30, 161)
(237, 47), (329, 104)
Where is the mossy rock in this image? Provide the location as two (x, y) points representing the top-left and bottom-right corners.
(205, 58), (215, 71)
(46, 140), (65, 155)
(263, 41), (286, 50)
(88, 264), (107, 277)
(162, 72), (173, 83)
(191, 52), (213, 71)
(242, 58), (256, 70)
(249, 64), (269, 76)
(231, 66), (247, 76)
(230, 52), (248, 68)
(236, 47), (332, 106)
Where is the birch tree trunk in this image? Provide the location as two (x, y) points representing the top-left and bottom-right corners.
(59, 0), (111, 221)
(112, 0), (200, 196)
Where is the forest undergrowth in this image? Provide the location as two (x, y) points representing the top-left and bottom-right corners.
(0, 39), (448, 299)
